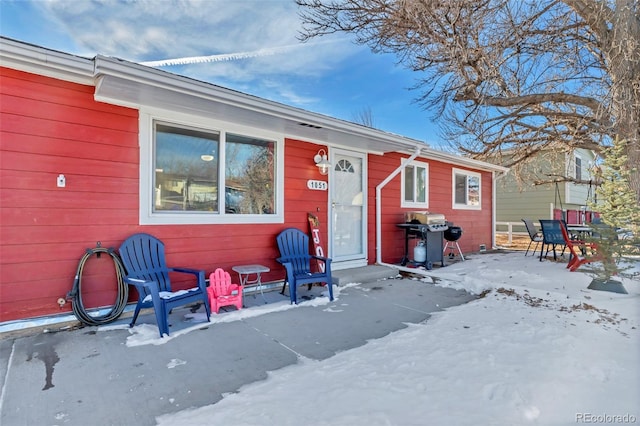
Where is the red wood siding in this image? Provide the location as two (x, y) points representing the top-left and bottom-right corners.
(0, 65), (494, 324)
(1, 67), (142, 321)
(367, 152), (494, 264)
(0, 68), (329, 322)
(283, 139), (330, 243)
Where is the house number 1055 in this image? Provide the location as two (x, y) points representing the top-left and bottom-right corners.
(307, 180), (328, 191)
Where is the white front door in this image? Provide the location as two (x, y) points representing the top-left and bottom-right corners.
(330, 149), (367, 269)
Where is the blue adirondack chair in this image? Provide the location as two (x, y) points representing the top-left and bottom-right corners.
(276, 228), (334, 304)
(539, 219), (567, 262)
(118, 233), (211, 337)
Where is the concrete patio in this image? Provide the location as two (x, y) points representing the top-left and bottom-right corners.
(0, 265), (476, 426)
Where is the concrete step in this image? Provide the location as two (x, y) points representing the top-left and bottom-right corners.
(332, 264), (399, 285)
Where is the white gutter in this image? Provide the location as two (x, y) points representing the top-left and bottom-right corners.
(405, 145), (509, 174)
(375, 146), (422, 265)
(93, 55), (423, 152)
(0, 36), (94, 85)
(1, 37), (508, 174)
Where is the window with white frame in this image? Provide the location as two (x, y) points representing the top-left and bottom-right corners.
(574, 155), (582, 181)
(140, 113), (283, 225)
(401, 159), (429, 208)
(154, 123), (220, 213)
(452, 168), (481, 209)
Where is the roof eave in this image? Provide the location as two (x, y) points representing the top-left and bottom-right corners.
(0, 36), (94, 85)
(93, 55), (427, 152)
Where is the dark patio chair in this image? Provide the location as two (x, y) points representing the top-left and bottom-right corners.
(276, 228), (334, 304)
(539, 220), (567, 262)
(119, 233), (211, 337)
(522, 218), (543, 257)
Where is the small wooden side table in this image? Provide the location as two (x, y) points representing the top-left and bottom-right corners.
(232, 264), (270, 304)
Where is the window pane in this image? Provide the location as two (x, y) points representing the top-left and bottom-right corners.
(404, 166), (415, 202)
(154, 123), (219, 212)
(226, 133), (275, 214)
(468, 176), (480, 205)
(575, 157), (582, 180)
(416, 166), (426, 203)
(455, 174), (467, 204)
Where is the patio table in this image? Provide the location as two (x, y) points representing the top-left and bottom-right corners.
(232, 264), (270, 304)
(566, 225), (593, 241)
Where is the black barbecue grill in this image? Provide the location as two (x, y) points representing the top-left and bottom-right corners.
(444, 226), (462, 242)
(444, 224), (465, 261)
(397, 212), (448, 269)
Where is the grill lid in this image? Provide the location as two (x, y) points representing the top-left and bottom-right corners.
(444, 226), (463, 241)
(405, 211), (446, 225)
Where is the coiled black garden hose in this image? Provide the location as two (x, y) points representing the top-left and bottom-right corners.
(67, 243), (129, 326)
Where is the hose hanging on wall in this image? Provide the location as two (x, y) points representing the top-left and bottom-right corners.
(67, 242), (129, 326)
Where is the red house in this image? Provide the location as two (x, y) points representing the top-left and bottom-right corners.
(0, 37), (507, 323)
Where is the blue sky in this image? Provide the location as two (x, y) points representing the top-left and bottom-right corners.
(0, 0), (442, 145)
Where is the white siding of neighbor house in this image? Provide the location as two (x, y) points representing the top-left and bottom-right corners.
(566, 149), (598, 205)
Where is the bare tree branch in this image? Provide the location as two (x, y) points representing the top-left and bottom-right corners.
(296, 0), (640, 202)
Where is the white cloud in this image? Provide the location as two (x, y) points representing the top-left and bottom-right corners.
(36, 0), (359, 106)
(39, 0), (355, 70)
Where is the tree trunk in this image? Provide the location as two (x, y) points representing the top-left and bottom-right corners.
(608, 0), (640, 203)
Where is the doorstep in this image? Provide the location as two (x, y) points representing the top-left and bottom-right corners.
(331, 265), (398, 286)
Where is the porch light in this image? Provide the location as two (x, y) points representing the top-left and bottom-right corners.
(314, 149), (331, 175)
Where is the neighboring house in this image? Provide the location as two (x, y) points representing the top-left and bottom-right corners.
(493, 148), (599, 227)
(0, 37), (507, 323)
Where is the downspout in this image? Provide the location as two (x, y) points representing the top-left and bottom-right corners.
(492, 171), (498, 249)
(492, 169), (508, 249)
(376, 146), (422, 265)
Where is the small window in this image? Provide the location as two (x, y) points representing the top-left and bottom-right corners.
(336, 159), (355, 173)
(401, 159), (428, 208)
(575, 156), (582, 181)
(452, 168), (481, 210)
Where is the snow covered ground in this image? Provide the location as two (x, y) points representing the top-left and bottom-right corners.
(150, 252), (638, 426)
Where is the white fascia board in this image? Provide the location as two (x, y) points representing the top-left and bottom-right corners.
(93, 55), (506, 173)
(93, 55), (425, 152)
(403, 146), (510, 174)
(0, 37), (94, 85)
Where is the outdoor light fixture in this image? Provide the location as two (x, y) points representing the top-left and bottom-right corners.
(314, 149), (331, 175)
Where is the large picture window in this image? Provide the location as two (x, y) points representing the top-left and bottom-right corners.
(154, 124), (220, 212)
(141, 113), (282, 224)
(452, 168), (481, 210)
(401, 159), (429, 208)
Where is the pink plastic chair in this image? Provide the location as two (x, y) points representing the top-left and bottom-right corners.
(208, 268), (243, 313)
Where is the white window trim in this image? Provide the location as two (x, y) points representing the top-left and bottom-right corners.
(452, 168), (482, 210)
(574, 154), (583, 180)
(139, 107), (284, 225)
(400, 158), (429, 208)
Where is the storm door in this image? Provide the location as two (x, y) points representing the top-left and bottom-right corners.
(329, 149), (367, 268)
